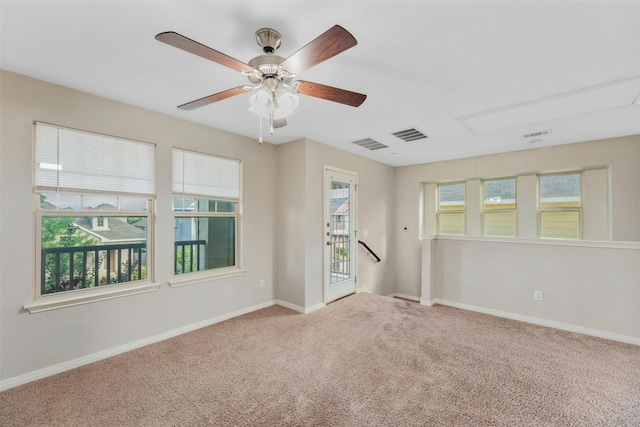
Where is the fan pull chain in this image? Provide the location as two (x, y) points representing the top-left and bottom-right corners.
(258, 115), (263, 145)
(269, 112), (274, 135)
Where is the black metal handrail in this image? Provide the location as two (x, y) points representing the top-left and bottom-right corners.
(358, 240), (381, 262)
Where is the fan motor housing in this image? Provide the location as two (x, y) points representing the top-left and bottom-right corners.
(248, 54), (287, 85)
(248, 54), (285, 71)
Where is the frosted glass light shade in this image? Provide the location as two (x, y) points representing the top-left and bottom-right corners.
(249, 87), (299, 120)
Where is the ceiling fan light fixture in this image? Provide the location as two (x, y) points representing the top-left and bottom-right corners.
(156, 25), (365, 139)
(249, 86), (299, 120)
(248, 89), (273, 116)
(274, 88), (299, 119)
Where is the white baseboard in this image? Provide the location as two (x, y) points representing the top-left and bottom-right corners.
(304, 302), (326, 313)
(431, 298), (640, 346)
(388, 293), (421, 302)
(9, 295), (632, 392)
(275, 299), (325, 314)
(275, 299), (305, 313)
(0, 300), (277, 392)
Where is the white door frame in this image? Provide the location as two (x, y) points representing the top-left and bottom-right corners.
(323, 166), (357, 303)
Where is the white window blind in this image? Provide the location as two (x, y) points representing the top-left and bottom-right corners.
(35, 122), (155, 196)
(172, 149), (240, 199)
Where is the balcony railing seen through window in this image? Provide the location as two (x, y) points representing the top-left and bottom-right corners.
(41, 243), (146, 294)
(174, 240), (207, 274)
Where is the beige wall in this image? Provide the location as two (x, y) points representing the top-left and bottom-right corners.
(275, 139), (307, 307)
(430, 237), (640, 340)
(2, 68), (638, 385)
(405, 136), (639, 341)
(0, 71), (278, 381)
(304, 139), (396, 306)
(395, 136), (640, 298)
(0, 70), (396, 383)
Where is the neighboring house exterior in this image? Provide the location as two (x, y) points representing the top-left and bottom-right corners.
(73, 204), (146, 244)
(71, 203), (146, 285)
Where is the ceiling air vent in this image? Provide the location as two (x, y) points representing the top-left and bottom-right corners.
(351, 138), (388, 151)
(391, 127), (429, 142)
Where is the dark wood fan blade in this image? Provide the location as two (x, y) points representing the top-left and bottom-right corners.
(279, 25), (357, 76)
(178, 86), (252, 110)
(156, 31), (256, 74)
(291, 81), (366, 107)
(273, 118), (287, 129)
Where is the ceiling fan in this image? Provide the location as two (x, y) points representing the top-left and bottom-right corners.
(155, 25), (367, 136)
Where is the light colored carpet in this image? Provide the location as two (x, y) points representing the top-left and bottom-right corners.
(1, 292), (639, 426)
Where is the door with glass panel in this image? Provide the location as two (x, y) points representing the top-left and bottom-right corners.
(323, 167), (357, 303)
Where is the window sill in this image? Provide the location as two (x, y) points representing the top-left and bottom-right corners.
(24, 281), (161, 314)
(420, 234), (640, 250)
(168, 267), (246, 288)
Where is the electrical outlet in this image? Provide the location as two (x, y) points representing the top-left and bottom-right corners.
(260, 279), (265, 288)
(534, 290), (543, 301)
(362, 229), (369, 237)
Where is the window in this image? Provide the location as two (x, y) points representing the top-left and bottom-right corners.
(483, 178), (517, 237)
(34, 122), (155, 297)
(438, 183), (465, 235)
(539, 173), (581, 239)
(172, 149), (240, 276)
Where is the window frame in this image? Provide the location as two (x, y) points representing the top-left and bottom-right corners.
(437, 182), (466, 235)
(27, 122), (158, 313)
(172, 198), (240, 275)
(35, 201), (154, 295)
(538, 172), (583, 239)
(482, 177), (518, 237)
(169, 149), (244, 287)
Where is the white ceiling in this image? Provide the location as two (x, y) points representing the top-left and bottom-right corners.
(1, 0), (639, 167)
